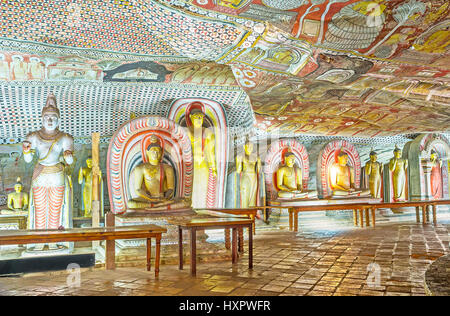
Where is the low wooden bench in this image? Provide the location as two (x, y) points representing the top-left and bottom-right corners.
(0, 224), (167, 277)
(177, 217), (254, 276)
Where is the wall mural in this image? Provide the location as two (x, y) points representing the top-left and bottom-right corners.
(0, 0), (448, 138)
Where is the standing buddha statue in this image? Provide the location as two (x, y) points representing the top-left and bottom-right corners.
(429, 150), (443, 199)
(78, 157), (102, 217)
(388, 146), (408, 202)
(235, 139), (264, 208)
(364, 150), (383, 198)
(186, 102), (216, 209)
(22, 94), (74, 251)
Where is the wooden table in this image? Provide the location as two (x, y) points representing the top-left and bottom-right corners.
(0, 224), (166, 277)
(177, 217), (254, 276)
(283, 203), (370, 232)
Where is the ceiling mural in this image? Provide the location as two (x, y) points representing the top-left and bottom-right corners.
(0, 0), (448, 137)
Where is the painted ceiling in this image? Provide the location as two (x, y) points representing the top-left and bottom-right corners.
(0, 0), (449, 138)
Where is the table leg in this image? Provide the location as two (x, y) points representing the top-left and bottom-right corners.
(432, 204), (437, 226)
(105, 239), (115, 270)
(365, 209), (370, 227)
(225, 228), (231, 250)
(422, 205), (427, 224)
(232, 228), (238, 264)
(250, 214), (256, 235)
(353, 210), (358, 226)
(288, 208), (293, 231)
(178, 227), (183, 270)
(155, 237), (161, 278)
(146, 238), (152, 272)
(294, 211), (299, 232)
(248, 224), (253, 269)
(426, 205), (430, 223)
(190, 228), (197, 277)
(415, 207), (420, 223)
(238, 227), (244, 253)
(359, 209), (364, 228)
(371, 207), (376, 227)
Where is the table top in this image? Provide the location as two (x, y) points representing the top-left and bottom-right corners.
(176, 217), (254, 228)
(0, 224), (167, 240)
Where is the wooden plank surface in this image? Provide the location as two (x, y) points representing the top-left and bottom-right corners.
(178, 217), (254, 228)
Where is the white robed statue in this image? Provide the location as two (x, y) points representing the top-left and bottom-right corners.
(22, 94), (74, 251)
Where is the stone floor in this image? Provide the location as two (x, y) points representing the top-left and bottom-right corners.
(0, 221), (448, 296)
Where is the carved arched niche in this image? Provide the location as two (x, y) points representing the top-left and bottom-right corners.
(317, 140), (361, 198)
(405, 133), (450, 201)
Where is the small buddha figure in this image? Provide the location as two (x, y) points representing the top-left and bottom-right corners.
(128, 135), (189, 210)
(364, 150), (383, 198)
(330, 151), (370, 197)
(78, 157), (102, 217)
(388, 146), (408, 202)
(429, 150), (443, 200)
(187, 102), (217, 209)
(276, 150), (317, 199)
(236, 139), (263, 208)
(7, 177), (29, 212)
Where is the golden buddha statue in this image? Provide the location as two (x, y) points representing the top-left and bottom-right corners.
(330, 152), (370, 197)
(128, 135), (189, 211)
(276, 150), (317, 199)
(388, 146), (408, 202)
(78, 157), (102, 217)
(364, 150), (383, 198)
(429, 150), (443, 199)
(187, 103), (216, 209)
(236, 139), (262, 208)
(7, 177), (29, 212)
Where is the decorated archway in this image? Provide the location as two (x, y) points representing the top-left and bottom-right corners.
(106, 116), (193, 214)
(317, 140), (361, 198)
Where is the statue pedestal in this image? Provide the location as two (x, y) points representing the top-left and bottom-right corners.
(0, 213), (27, 253)
(99, 209), (232, 266)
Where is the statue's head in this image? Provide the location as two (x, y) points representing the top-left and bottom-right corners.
(337, 152), (349, 166)
(145, 135), (163, 165)
(86, 157), (93, 169)
(187, 102), (206, 128)
(393, 146), (402, 159)
(243, 139), (253, 156)
(42, 94), (60, 132)
(14, 177), (22, 193)
(369, 151), (378, 162)
(430, 150), (438, 162)
(285, 152), (296, 168)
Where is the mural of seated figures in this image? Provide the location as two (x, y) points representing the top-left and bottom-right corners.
(106, 116), (193, 214)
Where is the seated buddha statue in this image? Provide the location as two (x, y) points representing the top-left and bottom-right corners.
(6, 177), (29, 213)
(276, 150), (317, 199)
(330, 152), (370, 198)
(127, 135), (190, 211)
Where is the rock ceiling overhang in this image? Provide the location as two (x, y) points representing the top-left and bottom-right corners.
(0, 0), (449, 138)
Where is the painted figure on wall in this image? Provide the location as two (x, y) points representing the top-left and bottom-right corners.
(430, 150), (443, 199)
(364, 150), (383, 198)
(388, 146), (408, 202)
(7, 177), (29, 212)
(127, 135), (189, 211)
(276, 149), (317, 199)
(0, 53), (9, 81)
(235, 139), (265, 208)
(22, 94), (73, 250)
(78, 157), (103, 217)
(330, 151), (370, 198)
(186, 102), (217, 209)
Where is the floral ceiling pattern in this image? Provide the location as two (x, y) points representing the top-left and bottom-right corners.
(0, 0), (448, 137)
